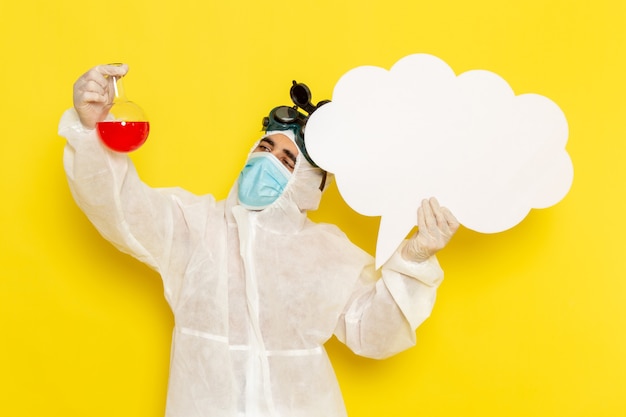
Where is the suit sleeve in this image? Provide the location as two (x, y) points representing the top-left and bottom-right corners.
(334, 241), (444, 359)
(58, 108), (211, 302)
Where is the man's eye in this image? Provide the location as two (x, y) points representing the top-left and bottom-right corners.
(282, 159), (294, 171)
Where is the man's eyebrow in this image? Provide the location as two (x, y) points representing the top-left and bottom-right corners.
(283, 149), (297, 164)
(260, 137), (275, 147)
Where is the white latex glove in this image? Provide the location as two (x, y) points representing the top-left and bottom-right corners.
(72, 63), (129, 129)
(402, 197), (460, 263)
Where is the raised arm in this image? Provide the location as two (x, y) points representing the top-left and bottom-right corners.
(59, 64), (203, 276)
(335, 198), (459, 359)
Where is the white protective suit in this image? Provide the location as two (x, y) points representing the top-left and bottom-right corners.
(59, 108), (444, 417)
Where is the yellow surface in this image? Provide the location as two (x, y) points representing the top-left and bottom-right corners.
(1, 0), (625, 416)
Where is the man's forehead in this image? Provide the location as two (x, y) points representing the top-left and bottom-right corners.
(264, 133), (299, 155)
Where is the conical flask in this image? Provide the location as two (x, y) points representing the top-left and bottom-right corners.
(96, 69), (150, 152)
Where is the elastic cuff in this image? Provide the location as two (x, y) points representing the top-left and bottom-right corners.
(58, 108), (93, 134)
(383, 240), (443, 286)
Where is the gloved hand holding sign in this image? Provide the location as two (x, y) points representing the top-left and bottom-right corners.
(402, 197), (459, 263)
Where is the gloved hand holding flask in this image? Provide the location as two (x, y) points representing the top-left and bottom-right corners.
(73, 63), (149, 152)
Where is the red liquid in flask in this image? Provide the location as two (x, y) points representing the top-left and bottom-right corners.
(97, 121), (150, 152)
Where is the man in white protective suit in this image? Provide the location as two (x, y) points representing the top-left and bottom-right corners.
(59, 63), (460, 417)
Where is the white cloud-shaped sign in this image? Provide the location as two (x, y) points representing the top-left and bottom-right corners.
(306, 53), (573, 268)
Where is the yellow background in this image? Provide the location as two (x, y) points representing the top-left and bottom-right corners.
(1, 0), (624, 416)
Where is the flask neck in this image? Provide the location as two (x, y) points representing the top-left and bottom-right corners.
(113, 76), (128, 102)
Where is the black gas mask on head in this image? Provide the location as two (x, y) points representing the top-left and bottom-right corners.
(262, 81), (330, 169)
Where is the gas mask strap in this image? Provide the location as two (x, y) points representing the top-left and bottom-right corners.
(319, 170), (328, 191)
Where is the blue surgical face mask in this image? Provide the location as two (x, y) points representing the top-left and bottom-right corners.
(238, 152), (292, 210)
